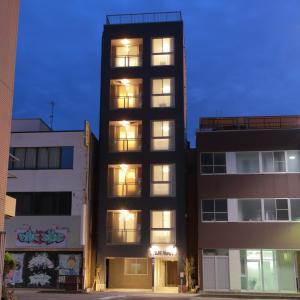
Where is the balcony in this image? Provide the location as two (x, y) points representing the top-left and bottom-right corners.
(110, 79), (142, 109)
(111, 39), (142, 68)
(107, 229), (141, 244)
(109, 121), (142, 152)
(109, 183), (141, 197)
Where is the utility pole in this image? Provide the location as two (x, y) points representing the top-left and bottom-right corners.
(49, 101), (55, 130)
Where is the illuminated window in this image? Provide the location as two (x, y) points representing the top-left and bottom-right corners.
(151, 120), (175, 151)
(262, 152), (286, 172)
(151, 78), (174, 107)
(152, 37), (174, 66)
(151, 164), (175, 196)
(107, 210), (141, 243)
(110, 79), (142, 109)
(151, 210), (175, 244)
(108, 164), (141, 197)
(111, 38), (142, 67)
(109, 121), (142, 152)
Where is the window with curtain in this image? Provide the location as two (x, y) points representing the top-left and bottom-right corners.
(124, 258), (148, 275)
(291, 199), (300, 221)
(151, 210), (175, 244)
(151, 120), (175, 151)
(151, 164), (175, 196)
(236, 152), (260, 173)
(264, 199), (289, 221)
(152, 37), (174, 66)
(287, 150), (300, 172)
(238, 199), (262, 221)
(262, 151), (286, 172)
(151, 78), (174, 107)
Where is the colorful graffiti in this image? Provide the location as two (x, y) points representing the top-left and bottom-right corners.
(16, 227), (67, 248)
(7, 253), (24, 285)
(7, 252), (82, 288)
(58, 254), (81, 276)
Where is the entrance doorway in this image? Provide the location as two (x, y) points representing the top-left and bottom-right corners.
(154, 258), (178, 291)
(165, 261), (177, 286)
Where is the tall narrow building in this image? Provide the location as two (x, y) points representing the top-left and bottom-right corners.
(97, 12), (186, 291)
(0, 0), (19, 293)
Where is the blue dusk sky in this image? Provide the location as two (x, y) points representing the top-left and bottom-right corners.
(13, 0), (300, 144)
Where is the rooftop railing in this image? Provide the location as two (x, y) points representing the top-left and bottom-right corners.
(200, 116), (300, 131)
(106, 12), (182, 25)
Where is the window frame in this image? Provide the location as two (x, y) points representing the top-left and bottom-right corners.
(201, 199), (228, 222)
(151, 37), (175, 66)
(151, 120), (175, 152)
(200, 152), (226, 174)
(151, 77), (175, 108)
(150, 163), (176, 197)
(124, 258), (148, 276)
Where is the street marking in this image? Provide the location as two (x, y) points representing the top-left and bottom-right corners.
(100, 296), (127, 300)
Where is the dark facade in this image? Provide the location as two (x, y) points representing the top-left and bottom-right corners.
(96, 12), (186, 291)
(196, 116), (300, 292)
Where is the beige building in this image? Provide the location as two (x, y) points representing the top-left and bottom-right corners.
(0, 0), (20, 293)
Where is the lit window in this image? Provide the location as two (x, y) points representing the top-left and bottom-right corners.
(202, 199), (228, 221)
(124, 258), (148, 275)
(151, 120), (175, 151)
(152, 37), (174, 66)
(287, 150), (300, 172)
(107, 210), (141, 243)
(201, 153), (226, 174)
(262, 152), (286, 172)
(108, 164), (141, 197)
(151, 78), (174, 107)
(109, 121), (142, 152)
(110, 79), (142, 109)
(151, 164), (175, 196)
(111, 38), (142, 67)
(151, 210), (175, 244)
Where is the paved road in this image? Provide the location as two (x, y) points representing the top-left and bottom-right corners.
(14, 290), (197, 300)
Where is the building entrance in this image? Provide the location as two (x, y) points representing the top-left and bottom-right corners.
(154, 258), (178, 291)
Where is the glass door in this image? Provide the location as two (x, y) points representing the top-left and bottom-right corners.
(247, 260), (262, 291)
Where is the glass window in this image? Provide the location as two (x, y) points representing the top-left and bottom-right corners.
(124, 258), (148, 275)
(151, 210), (175, 244)
(110, 79), (142, 109)
(291, 199), (300, 221)
(61, 147), (74, 169)
(238, 199), (262, 221)
(151, 164), (175, 196)
(203, 249), (229, 256)
(152, 37), (174, 66)
(37, 148), (48, 169)
(202, 199), (228, 221)
(151, 120), (175, 151)
(287, 150), (300, 172)
(14, 148), (26, 169)
(201, 153), (226, 174)
(107, 210), (141, 243)
(24, 148), (37, 169)
(48, 147), (60, 169)
(262, 152), (286, 172)
(108, 164), (142, 197)
(151, 78), (174, 107)
(264, 199), (289, 221)
(109, 121), (142, 152)
(236, 152), (259, 173)
(111, 38), (142, 68)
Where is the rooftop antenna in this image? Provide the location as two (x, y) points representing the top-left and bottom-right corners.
(49, 101), (55, 130)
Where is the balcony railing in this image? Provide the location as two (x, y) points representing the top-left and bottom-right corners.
(111, 55), (142, 68)
(106, 12), (182, 25)
(109, 138), (142, 152)
(110, 96), (142, 109)
(108, 183), (141, 197)
(151, 229), (175, 244)
(107, 229), (141, 244)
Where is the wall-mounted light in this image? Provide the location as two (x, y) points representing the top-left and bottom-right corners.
(121, 39), (130, 45)
(289, 156), (296, 160)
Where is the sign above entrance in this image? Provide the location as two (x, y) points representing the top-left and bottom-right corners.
(149, 245), (177, 258)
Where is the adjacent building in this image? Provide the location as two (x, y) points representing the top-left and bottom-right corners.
(196, 116), (300, 292)
(0, 0), (20, 293)
(5, 119), (97, 289)
(96, 12), (187, 291)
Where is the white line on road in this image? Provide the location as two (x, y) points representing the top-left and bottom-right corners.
(99, 296), (127, 299)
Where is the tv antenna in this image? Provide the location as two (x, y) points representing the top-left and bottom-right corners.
(49, 101), (55, 129)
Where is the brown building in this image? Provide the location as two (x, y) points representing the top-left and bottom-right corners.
(196, 116), (300, 292)
(0, 0), (19, 293)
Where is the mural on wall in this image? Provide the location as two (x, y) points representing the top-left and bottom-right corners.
(6, 252), (82, 288)
(7, 253), (25, 285)
(58, 254), (82, 276)
(27, 252), (55, 287)
(16, 225), (68, 248)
